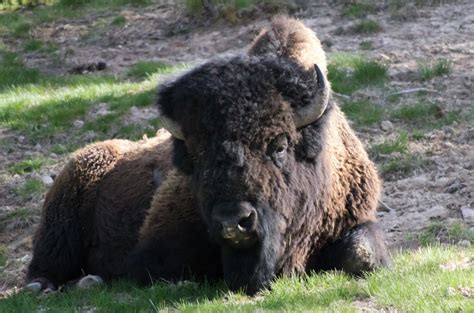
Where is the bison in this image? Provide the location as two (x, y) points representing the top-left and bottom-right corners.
(26, 16), (390, 294)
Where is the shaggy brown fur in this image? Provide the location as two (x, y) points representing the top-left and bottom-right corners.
(27, 17), (389, 293)
(27, 131), (173, 286)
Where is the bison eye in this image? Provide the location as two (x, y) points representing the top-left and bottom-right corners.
(268, 134), (288, 168)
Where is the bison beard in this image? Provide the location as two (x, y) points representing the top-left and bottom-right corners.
(26, 16), (390, 295)
(220, 202), (282, 294)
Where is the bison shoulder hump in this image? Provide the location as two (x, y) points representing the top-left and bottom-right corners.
(71, 140), (128, 186)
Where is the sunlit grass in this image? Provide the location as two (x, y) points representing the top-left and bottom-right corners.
(328, 53), (387, 95)
(127, 61), (178, 79)
(0, 59), (187, 142)
(1, 246), (472, 312)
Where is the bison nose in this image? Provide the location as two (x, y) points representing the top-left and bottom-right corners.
(212, 202), (258, 243)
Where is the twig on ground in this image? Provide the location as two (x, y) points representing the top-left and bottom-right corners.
(333, 92), (351, 100)
(388, 88), (439, 97)
(378, 200), (394, 212)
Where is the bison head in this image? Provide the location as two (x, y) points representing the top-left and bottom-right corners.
(157, 54), (330, 293)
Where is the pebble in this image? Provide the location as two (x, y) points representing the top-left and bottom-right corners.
(380, 120), (394, 132)
(457, 240), (471, 248)
(84, 131), (97, 141)
(41, 175), (54, 186)
(468, 227), (474, 237)
(76, 275), (104, 289)
(73, 120), (84, 128)
(25, 282), (42, 293)
(461, 206), (474, 222)
(444, 181), (466, 194)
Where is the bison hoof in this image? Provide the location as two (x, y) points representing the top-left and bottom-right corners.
(76, 275), (104, 289)
(25, 278), (57, 293)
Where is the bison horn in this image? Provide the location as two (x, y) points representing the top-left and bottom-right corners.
(159, 115), (184, 140)
(293, 64), (330, 128)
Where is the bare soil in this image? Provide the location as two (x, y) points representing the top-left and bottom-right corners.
(1, 0), (473, 292)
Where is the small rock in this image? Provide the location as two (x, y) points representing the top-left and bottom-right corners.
(18, 136), (25, 143)
(461, 206), (474, 222)
(43, 287), (57, 294)
(25, 282), (42, 293)
(463, 76), (472, 88)
(446, 287), (456, 296)
(380, 120), (394, 132)
(41, 175), (54, 186)
(34, 144), (42, 151)
(469, 227), (474, 237)
(96, 107), (109, 116)
(73, 120), (84, 128)
(444, 181), (466, 194)
(457, 240), (471, 248)
(84, 131), (97, 141)
(457, 129), (474, 144)
(76, 275), (104, 289)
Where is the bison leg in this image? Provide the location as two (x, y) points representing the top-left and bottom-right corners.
(26, 168), (86, 290)
(127, 222), (221, 286)
(308, 222), (391, 275)
(27, 143), (123, 290)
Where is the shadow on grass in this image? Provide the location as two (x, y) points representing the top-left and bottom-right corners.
(2, 280), (227, 312)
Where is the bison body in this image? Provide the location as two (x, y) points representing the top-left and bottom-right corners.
(27, 17), (390, 294)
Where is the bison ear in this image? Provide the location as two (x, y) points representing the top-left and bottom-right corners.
(292, 64), (330, 128)
(156, 81), (185, 141)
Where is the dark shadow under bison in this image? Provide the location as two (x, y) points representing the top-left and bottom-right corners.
(26, 17), (391, 295)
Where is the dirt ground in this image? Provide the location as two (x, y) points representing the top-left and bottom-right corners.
(1, 1), (473, 291)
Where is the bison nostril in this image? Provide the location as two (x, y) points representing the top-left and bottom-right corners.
(237, 211), (256, 233)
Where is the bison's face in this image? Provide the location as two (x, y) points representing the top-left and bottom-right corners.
(157, 56), (329, 294)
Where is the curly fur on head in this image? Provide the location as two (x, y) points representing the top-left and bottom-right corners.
(249, 16), (328, 74)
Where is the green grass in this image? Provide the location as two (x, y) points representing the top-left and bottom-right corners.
(8, 157), (48, 174)
(342, 3), (375, 18)
(352, 19), (381, 34)
(0, 0), (56, 10)
(111, 15), (127, 27)
(419, 222), (474, 246)
(418, 58), (452, 81)
(184, 0), (290, 16)
(0, 207), (34, 223)
(369, 131), (431, 178)
(23, 39), (43, 51)
(1, 246), (472, 312)
(58, 0), (149, 7)
(126, 61), (177, 79)
(390, 102), (461, 128)
(0, 245), (7, 270)
(0, 51), (41, 89)
(49, 143), (80, 154)
(359, 40), (373, 50)
(380, 154), (428, 178)
(0, 59), (186, 142)
(0, 0), (149, 40)
(371, 131), (409, 156)
(328, 53), (387, 95)
(14, 178), (47, 199)
(342, 100), (385, 126)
